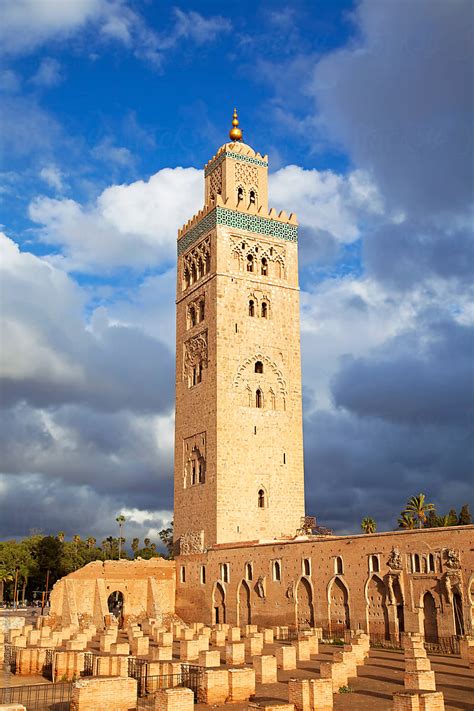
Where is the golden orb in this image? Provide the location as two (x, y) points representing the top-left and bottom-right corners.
(229, 108), (243, 141)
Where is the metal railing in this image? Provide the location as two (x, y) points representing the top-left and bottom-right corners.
(424, 636), (460, 655)
(135, 665), (204, 707)
(0, 681), (72, 711)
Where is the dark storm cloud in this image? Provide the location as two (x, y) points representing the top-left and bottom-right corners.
(332, 317), (474, 425)
(312, 0), (473, 219)
(364, 220), (474, 290)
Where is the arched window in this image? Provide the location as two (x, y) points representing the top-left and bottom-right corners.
(189, 306), (197, 328)
(427, 554), (435, 573)
(191, 262), (197, 284)
(184, 268), (190, 290)
(303, 559), (311, 576)
(413, 553), (421, 573)
(247, 254), (254, 272)
(198, 461), (204, 483)
(197, 257), (204, 279)
(255, 361), (263, 374)
(205, 253), (211, 274)
(370, 555), (380, 573)
(273, 560), (281, 582)
(199, 300), (205, 322)
(261, 257), (268, 276)
(246, 563), (253, 581)
(256, 389), (263, 408)
(191, 461), (196, 486)
(335, 556), (344, 575)
(261, 302), (268, 318)
(237, 187), (244, 202)
(249, 299), (255, 317)
(258, 489), (265, 508)
(250, 190), (256, 204)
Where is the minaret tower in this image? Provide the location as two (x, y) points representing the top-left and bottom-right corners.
(174, 111), (305, 553)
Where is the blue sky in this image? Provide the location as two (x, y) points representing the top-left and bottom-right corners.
(0, 0), (472, 545)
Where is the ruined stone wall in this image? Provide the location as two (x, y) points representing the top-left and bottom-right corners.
(50, 559), (175, 629)
(175, 525), (474, 637)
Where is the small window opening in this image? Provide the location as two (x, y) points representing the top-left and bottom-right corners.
(180, 566), (186, 583)
(303, 559), (311, 576)
(191, 262), (197, 284)
(246, 563), (253, 580)
(370, 555), (380, 573)
(258, 489), (265, 508)
(235, 323), (238, 333)
(237, 187), (244, 202)
(256, 389), (263, 408)
(335, 556), (344, 575)
(413, 553), (421, 573)
(249, 299), (255, 317)
(261, 257), (268, 276)
(221, 563), (229, 583)
(200, 566), (206, 584)
(261, 302), (268, 318)
(189, 306), (197, 328)
(427, 553), (435, 573)
(250, 190), (256, 204)
(255, 361), (263, 374)
(283, 452), (286, 464)
(199, 300), (205, 321)
(247, 254), (254, 272)
(273, 560), (281, 582)
(254, 426), (257, 434)
(184, 269), (190, 290)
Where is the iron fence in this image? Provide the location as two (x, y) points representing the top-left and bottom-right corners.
(135, 666), (204, 708)
(274, 627), (299, 642)
(4, 643), (18, 673)
(83, 651), (95, 677)
(424, 636), (460, 655)
(0, 681), (72, 711)
(369, 632), (402, 649)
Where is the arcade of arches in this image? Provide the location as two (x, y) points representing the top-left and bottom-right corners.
(176, 527), (474, 639)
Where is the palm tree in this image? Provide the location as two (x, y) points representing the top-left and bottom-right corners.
(86, 537), (96, 549)
(57, 531), (65, 543)
(398, 512), (416, 529)
(131, 538), (140, 558)
(403, 493), (435, 529)
(0, 567), (13, 604)
(143, 538), (151, 549)
(116, 516), (126, 559)
(361, 517), (376, 534)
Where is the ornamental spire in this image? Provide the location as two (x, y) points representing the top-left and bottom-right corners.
(229, 108), (243, 142)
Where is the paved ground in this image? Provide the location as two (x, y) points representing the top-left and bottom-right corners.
(2, 638), (473, 709)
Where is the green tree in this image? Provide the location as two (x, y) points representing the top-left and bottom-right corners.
(116, 515), (126, 559)
(361, 517), (376, 534)
(131, 538), (140, 558)
(403, 493), (435, 529)
(86, 537), (96, 549)
(56, 531), (65, 543)
(458, 504), (472, 525)
(159, 521), (174, 558)
(398, 512), (416, 529)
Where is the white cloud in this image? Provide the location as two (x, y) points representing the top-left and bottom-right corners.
(31, 57), (63, 87)
(92, 138), (134, 166)
(40, 164), (64, 191)
(29, 167), (203, 271)
(270, 166), (383, 245)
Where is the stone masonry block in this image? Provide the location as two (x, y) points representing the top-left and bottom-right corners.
(404, 671), (436, 692)
(198, 650), (221, 667)
(288, 678), (333, 711)
(292, 639), (310, 662)
(151, 646), (173, 661)
(276, 646), (297, 670)
(131, 636), (149, 656)
(245, 636), (264, 657)
(253, 655), (277, 684)
(419, 692), (445, 711)
(199, 669), (229, 704)
(70, 676), (137, 711)
(110, 642), (130, 655)
(180, 639), (200, 661)
(228, 667), (256, 702)
(406, 658), (432, 673)
(319, 661), (348, 693)
(211, 630), (227, 647)
(393, 693), (421, 711)
(228, 627), (241, 642)
(226, 642), (245, 665)
(152, 687), (194, 711)
(263, 629), (274, 644)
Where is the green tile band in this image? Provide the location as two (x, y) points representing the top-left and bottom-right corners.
(178, 206), (298, 255)
(204, 150), (268, 177)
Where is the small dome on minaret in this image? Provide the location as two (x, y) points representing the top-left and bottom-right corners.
(229, 108), (243, 142)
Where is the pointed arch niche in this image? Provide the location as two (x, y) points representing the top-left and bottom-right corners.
(233, 353), (287, 411)
(328, 577), (350, 635)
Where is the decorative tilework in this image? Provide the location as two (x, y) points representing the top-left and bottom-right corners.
(178, 207), (297, 255)
(205, 150), (268, 177)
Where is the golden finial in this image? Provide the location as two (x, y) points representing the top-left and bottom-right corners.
(229, 108), (243, 142)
